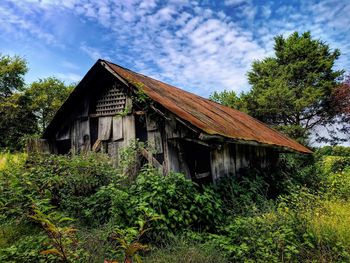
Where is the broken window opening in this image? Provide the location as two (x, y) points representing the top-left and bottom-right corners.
(182, 141), (212, 184)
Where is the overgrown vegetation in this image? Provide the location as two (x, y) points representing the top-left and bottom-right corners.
(2, 146), (350, 262)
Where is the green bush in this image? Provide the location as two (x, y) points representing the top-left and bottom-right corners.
(0, 221), (56, 263)
(82, 183), (130, 226)
(215, 172), (273, 215)
(129, 166), (224, 233)
(209, 213), (300, 263)
(0, 153), (123, 225)
(316, 146), (350, 157)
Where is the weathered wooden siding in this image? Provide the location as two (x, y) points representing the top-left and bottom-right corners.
(71, 118), (90, 154)
(210, 144), (235, 181)
(121, 115), (136, 147)
(162, 116), (192, 178)
(210, 143), (278, 181)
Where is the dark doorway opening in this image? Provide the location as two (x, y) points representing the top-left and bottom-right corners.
(56, 139), (71, 154)
(182, 141), (212, 184)
(89, 117), (98, 148)
(135, 114), (148, 143)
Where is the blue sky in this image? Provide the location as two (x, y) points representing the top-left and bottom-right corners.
(0, 0), (349, 98)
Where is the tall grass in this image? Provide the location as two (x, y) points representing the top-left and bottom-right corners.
(144, 236), (228, 263)
(310, 200), (350, 245)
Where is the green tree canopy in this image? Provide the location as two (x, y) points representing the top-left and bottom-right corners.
(26, 77), (74, 131)
(0, 54), (28, 98)
(209, 90), (246, 110)
(0, 93), (38, 150)
(246, 32), (344, 143)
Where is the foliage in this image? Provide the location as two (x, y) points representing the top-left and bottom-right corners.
(0, 53), (75, 150)
(0, 54), (28, 98)
(246, 31), (344, 143)
(111, 213), (160, 263)
(211, 32), (344, 144)
(209, 90), (246, 112)
(144, 235), (228, 263)
(215, 171), (272, 215)
(25, 77), (73, 131)
(330, 74), (350, 142)
(29, 206), (81, 263)
(0, 151), (26, 171)
(129, 166), (224, 233)
(306, 200), (350, 261)
(2, 146), (350, 262)
(0, 153), (121, 225)
(209, 213), (301, 262)
(316, 145), (350, 157)
(0, 92), (38, 150)
(318, 154), (350, 200)
(118, 139), (145, 181)
(0, 229), (54, 263)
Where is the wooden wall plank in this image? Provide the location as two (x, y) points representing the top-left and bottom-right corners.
(70, 118), (90, 154)
(122, 115), (136, 147)
(98, 116), (112, 140)
(112, 117), (123, 141)
(210, 144), (236, 181)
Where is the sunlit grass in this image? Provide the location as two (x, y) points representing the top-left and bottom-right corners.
(0, 152), (27, 171)
(309, 200), (350, 246)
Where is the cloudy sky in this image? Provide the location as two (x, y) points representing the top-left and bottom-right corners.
(0, 0), (349, 97)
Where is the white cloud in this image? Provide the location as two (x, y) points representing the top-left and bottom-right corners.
(56, 72), (82, 83)
(61, 60), (79, 70)
(1, 0), (350, 97)
(224, 0), (248, 7)
(261, 5), (272, 19)
(80, 42), (111, 61)
(0, 4), (59, 46)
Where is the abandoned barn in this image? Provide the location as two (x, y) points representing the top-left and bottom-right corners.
(42, 59), (311, 183)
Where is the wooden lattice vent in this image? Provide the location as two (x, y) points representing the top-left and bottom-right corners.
(93, 84), (126, 116)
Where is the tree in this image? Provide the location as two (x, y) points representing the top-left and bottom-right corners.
(0, 93), (38, 150)
(333, 75), (350, 116)
(26, 77), (74, 131)
(326, 74), (350, 143)
(209, 90), (247, 111)
(245, 31), (344, 143)
(0, 54), (28, 98)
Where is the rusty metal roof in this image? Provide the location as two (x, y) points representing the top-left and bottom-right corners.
(103, 60), (311, 154)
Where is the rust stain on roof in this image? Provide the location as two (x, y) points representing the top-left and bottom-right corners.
(104, 60), (312, 154)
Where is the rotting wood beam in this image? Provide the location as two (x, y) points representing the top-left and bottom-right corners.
(92, 139), (102, 152)
(168, 137), (218, 149)
(140, 147), (163, 170)
(150, 105), (171, 121)
(174, 117), (200, 134)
